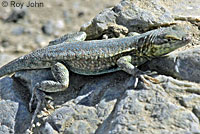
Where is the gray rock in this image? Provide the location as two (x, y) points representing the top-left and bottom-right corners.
(46, 104), (99, 134)
(42, 21), (55, 35)
(55, 20), (65, 29)
(39, 122), (57, 134)
(0, 77), (32, 134)
(81, 0), (175, 39)
(5, 8), (27, 23)
(63, 11), (72, 24)
(148, 46), (200, 83)
(80, 8), (118, 39)
(81, 0), (200, 40)
(15, 70), (132, 133)
(13, 68), (200, 134)
(11, 26), (25, 35)
(179, 94), (200, 108)
(96, 75), (200, 134)
(35, 35), (46, 45)
(1, 0), (200, 134)
(193, 106), (200, 120)
(0, 100), (18, 134)
(0, 39), (10, 49)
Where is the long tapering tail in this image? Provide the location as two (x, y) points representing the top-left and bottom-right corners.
(0, 53), (49, 78)
(0, 56), (28, 77)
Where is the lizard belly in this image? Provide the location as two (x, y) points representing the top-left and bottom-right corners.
(63, 58), (120, 75)
(67, 66), (120, 75)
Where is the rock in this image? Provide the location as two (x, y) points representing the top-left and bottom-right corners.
(39, 122), (57, 134)
(5, 8), (26, 23)
(42, 21), (55, 35)
(55, 20), (65, 29)
(81, 0), (200, 40)
(81, 0), (174, 39)
(45, 103), (100, 134)
(13, 68), (200, 134)
(11, 26), (25, 35)
(96, 75), (200, 134)
(63, 11), (72, 24)
(179, 94), (200, 108)
(147, 46), (200, 83)
(78, 11), (84, 17)
(14, 69), (54, 93)
(34, 35), (46, 46)
(80, 8), (118, 39)
(0, 0), (200, 134)
(0, 38), (10, 48)
(193, 106), (200, 120)
(14, 69), (133, 133)
(0, 77), (32, 133)
(0, 100), (18, 134)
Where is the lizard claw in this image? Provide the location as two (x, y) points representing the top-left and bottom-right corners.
(142, 70), (158, 76)
(143, 74), (160, 84)
(133, 70), (158, 88)
(133, 70), (159, 88)
(139, 74), (160, 89)
(133, 77), (139, 88)
(29, 83), (40, 112)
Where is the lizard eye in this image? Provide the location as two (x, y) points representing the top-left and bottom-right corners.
(167, 38), (171, 42)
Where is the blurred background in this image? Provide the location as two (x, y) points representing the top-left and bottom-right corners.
(0, 0), (120, 66)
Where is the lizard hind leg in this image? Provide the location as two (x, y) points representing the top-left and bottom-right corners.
(29, 62), (69, 126)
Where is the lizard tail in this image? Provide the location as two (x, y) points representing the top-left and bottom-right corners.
(0, 57), (25, 78)
(0, 55), (37, 78)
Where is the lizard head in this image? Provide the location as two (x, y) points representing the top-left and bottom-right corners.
(146, 25), (191, 57)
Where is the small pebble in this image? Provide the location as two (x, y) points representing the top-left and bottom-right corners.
(5, 8), (27, 23)
(78, 11), (84, 17)
(42, 21), (54, 35)
(35, 35), (46, 46)
(11, 26), (25, 35)
(55, 20), (65, 29)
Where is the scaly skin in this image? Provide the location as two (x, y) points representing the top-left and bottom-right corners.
(0, 25), (191, 126)
(0, 26), (190, 77)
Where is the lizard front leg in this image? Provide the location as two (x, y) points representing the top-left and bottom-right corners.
(29, 62), (69, 125)
(117, 55), (141, 87)
(117, 55), (157, 88)
(30, 32), (86, 127)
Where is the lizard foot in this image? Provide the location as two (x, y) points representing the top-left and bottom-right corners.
(29, 83), (46, 127)
(139, 74), (160, 88)
(134, 71), (159, 88)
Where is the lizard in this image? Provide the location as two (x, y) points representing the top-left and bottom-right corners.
(0, 25), (191, 126)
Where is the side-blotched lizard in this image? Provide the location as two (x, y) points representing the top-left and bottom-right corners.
(0, 25), (191, 125)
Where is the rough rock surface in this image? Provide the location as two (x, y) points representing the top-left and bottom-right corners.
(0, 100), (18, 134)
(0, 77), (31, 134)
(0, 0), (200, 134)
(96, 75), (200, 134)
(81, 0), (200, 39)
(147, 46), (200, 83)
